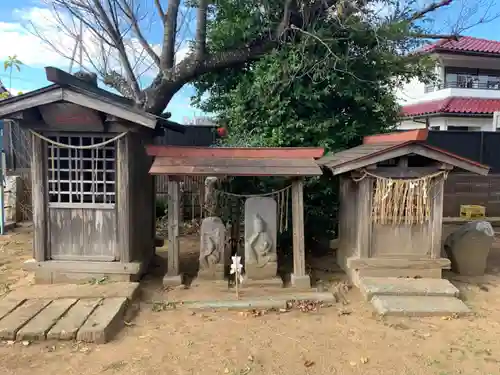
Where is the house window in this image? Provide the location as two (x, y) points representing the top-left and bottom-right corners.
(47, 135), (116, 205)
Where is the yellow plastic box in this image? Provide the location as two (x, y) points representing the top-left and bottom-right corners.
(460, 205), (486, 219)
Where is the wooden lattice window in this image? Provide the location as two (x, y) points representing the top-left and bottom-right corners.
(47, 135), (116, 205)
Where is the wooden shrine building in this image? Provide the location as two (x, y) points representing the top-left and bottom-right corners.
(0, 67), (185, 284)
(317, 130), (489, 286)
(146, 145), (324, 288)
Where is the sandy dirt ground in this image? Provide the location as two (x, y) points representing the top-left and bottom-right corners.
(0, 225), (500, 375)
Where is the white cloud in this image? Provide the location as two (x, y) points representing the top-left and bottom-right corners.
(0, 6), (191, 87)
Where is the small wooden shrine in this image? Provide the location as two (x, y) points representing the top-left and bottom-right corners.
(317, 130), (489, 286)
(146, 145), (324, 288)
(0, 67), (184, 284)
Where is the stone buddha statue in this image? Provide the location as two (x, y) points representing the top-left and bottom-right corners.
(246, 214), (276, 266)
(199, 230), (222, 270)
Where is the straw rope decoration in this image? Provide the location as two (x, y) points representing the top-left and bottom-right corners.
(354, 169), (449, 226)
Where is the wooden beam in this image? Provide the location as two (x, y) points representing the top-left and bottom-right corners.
(117, 134), (131, 262)
(45, 67), (134, 107)
(430, 177), (445, 259)
(145, 145), (325, 159)
(291, 178), (306, 277)
(167, 178), (180, 276)
(413, 145), (489, 176)
(62, 90), (157, 129)
(31, 133), (48, 261)
(356, 178), (372, 258)
(0, 88), (63, 119)
(352, 166), (451, 179)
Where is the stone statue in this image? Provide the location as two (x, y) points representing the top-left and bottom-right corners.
(199, 229), (222, 270)
(244, 197), (278, 281)
(246, 214), (276, 266)
(198, 217), (226, 279)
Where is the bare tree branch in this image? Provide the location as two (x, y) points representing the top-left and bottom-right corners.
(160, 0), (181, 72)
(195, 0), (208, 62)
(154, 0), (165, 21)
(409, 0), (453, 21)
(118, 0), (161, 68)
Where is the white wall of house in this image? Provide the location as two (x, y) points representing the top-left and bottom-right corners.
(396, 53), (500, 105)
(399, 116), (495, 131)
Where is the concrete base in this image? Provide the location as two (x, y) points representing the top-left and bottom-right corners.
(197, 263), (225, 280)
(371, 295), (471, 317)
(342, 256), (448, 288)
(359, 277), (459, 301)
(33, 270), (138, 284)
(164, 292), (336, 311)
(245, 262), (277, 280)
(163, 274), (183, 287)
(290, 274), (311, 289)
(25, 259), (144, 285)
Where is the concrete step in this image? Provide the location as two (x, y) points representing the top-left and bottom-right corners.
(359, 277), (459, 301)
(371, 295), (471, 317)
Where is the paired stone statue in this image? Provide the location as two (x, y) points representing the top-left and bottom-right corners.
(198, 196), (278, 281)
(244, 197), (278, 280)
(198, 217), (225, 279)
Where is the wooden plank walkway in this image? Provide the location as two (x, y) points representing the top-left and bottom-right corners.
(0, 297), (129, 343)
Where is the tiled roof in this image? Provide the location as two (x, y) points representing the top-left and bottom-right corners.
(401, 97), (500, 117)
(421, 36), (500, 55)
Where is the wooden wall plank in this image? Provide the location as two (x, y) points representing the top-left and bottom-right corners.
(430, 178), (445, 259)
(291, 178), (306, 277)
(356, 178), (372, 258)
(82, 208), (116, 260)
(31, 133), (47, 261)
(116, 134), (131, 263)
(167, 179), (180, 276)
(49, 208), (84, 259)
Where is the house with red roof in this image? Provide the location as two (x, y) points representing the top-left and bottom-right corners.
(399, 36), (500, 131)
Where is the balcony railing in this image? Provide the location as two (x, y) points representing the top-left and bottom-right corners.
(424, 81), (500, 93)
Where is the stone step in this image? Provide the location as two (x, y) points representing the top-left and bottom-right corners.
(359, 277), (459, 301)
(371, 295), (471, 317)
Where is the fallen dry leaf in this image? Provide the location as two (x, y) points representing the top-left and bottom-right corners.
(304, 360), (315, 368)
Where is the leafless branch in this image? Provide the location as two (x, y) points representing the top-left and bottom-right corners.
(154, 0), (165, 20)
(195, 0), (208, 62)
(118, 0), (161, 68)
(409, 0), (453, 21)
(160, 0), (181, 72)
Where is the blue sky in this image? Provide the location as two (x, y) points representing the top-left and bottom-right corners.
(0, 0), (499, 122)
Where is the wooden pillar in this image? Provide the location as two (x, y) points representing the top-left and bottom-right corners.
(117, 134), (131, 262)
(430, 177), (444, 259)
(291, 178), (310, 288)
(31, 133), (47, 262)
(164, 177), (182, 286)
(356, 177), (372, 258)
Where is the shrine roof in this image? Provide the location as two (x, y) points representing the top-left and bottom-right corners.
(146, 146), (325, 176)
(318, 129), (489, 176)
(0, 67), (185, 133)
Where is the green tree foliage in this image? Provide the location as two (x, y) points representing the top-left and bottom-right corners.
(192, 0), (438, 245)
(1, 55), (24, 99)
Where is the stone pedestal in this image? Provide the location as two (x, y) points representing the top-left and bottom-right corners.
(290, 274), (311, 289)
(198, 263), (225, 280)
(245, 262), (278, 280)
(163, 274), (183, 287)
